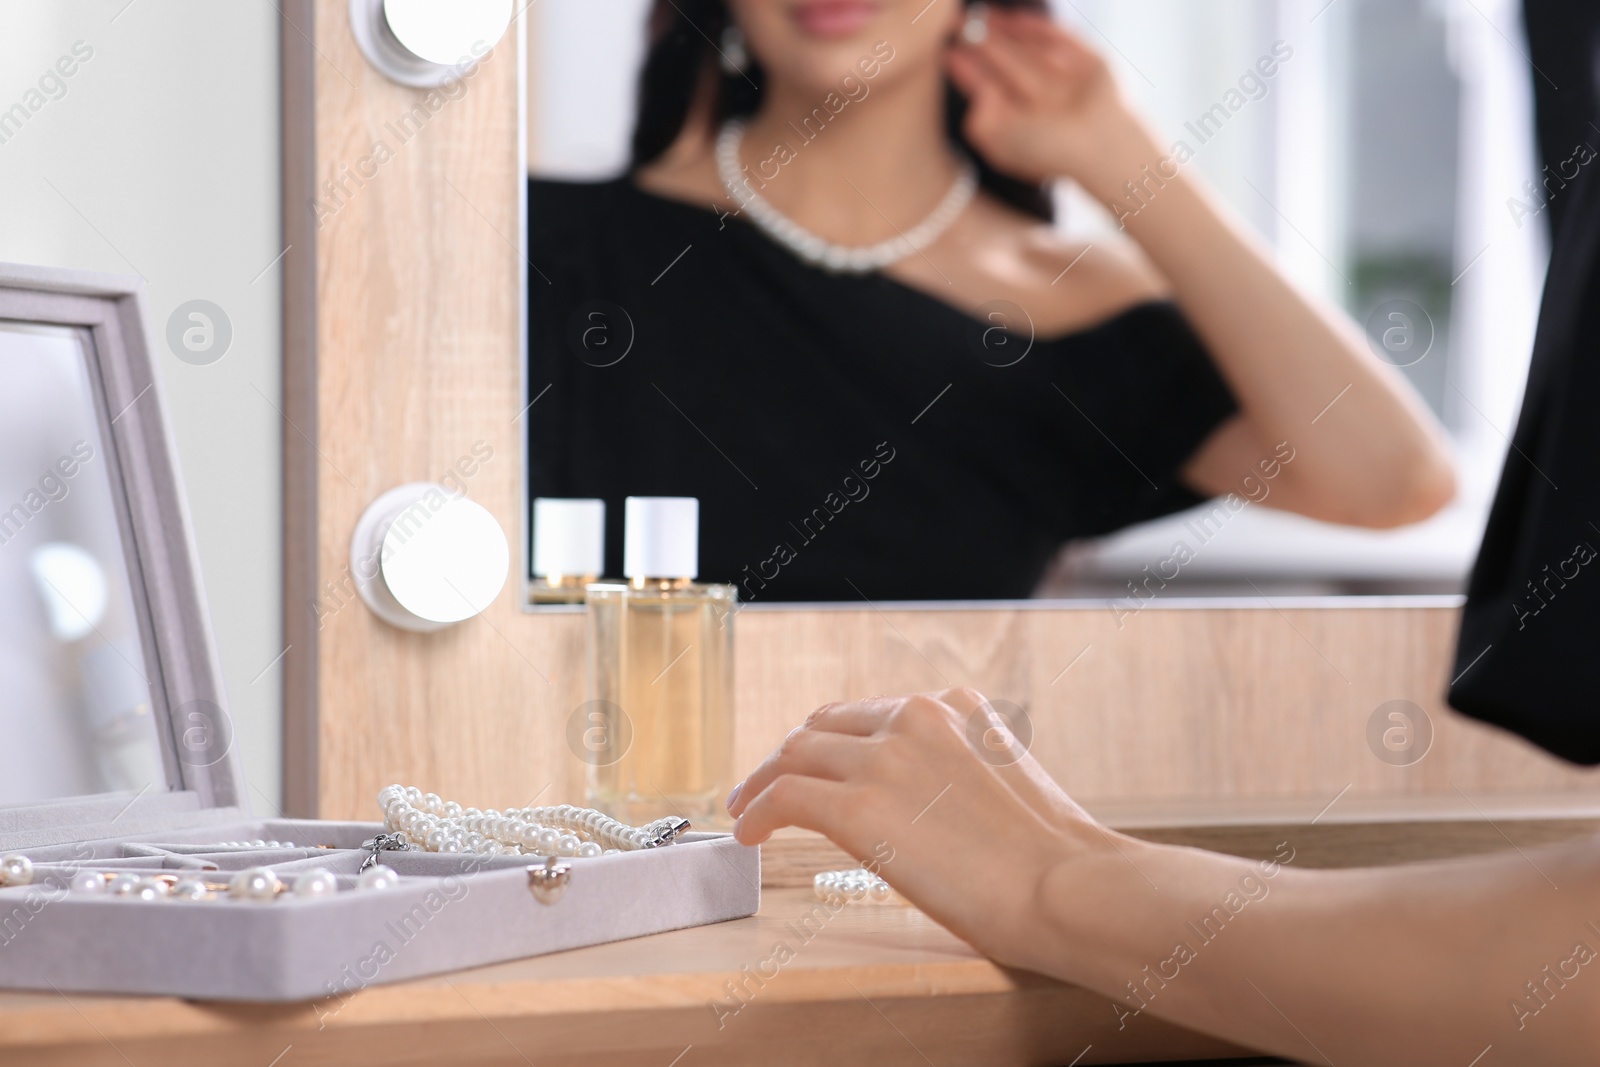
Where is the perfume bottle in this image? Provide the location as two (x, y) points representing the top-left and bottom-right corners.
(528, 498), (605, 605)
(585, 497), (735, 826)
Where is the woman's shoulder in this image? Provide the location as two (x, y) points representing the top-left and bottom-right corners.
(922, 193), (1176, 338)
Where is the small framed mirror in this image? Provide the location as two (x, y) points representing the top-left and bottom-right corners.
(0, 264), (241, 821)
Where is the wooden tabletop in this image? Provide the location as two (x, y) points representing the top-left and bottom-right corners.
(5, 803), (1598, 1067)
(0, 885), (1252, 1067)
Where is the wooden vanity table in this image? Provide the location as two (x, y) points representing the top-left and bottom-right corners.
(7, 806), (1596, 1067)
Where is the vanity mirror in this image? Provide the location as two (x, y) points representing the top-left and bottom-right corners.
(521, 0), (1538, 607)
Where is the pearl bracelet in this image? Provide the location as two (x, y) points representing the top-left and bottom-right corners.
(814, 867), (896, 905)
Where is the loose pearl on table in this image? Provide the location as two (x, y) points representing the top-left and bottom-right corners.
(229, 867), (281, 902)
(0, 854), (33, 887)
(813, 868), (896, 906)
(293, 869), (339, 898)
(70, 870), (106, 895)
(358, 866), (400, 891)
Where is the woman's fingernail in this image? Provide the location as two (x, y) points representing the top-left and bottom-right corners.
(726, 782), (744, 811)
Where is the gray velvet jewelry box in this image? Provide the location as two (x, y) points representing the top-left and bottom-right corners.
(0, 263), (759, 1002)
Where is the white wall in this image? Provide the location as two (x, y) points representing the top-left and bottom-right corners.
(0, 0), (284, 811)
(529, 0), (651, 178)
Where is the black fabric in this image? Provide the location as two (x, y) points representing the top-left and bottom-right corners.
(1449, 161), (1600, 764)
(1522, 0), (1600, 238)
(527, 178), (1238, 602)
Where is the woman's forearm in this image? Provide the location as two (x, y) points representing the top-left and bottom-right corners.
(1026, 830), (1600, 1065)
(1075, 128), (1456, 526)
(948, 10), (1454, 524)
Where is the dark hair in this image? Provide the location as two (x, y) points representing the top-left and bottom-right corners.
(629, 0), (1053, 221)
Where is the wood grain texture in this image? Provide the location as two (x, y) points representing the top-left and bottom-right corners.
(729, 603), (1599, 813)
(285, 4), (1598, 826)
(285, 0), (577, 819)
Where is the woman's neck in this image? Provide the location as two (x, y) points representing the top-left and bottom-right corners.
(732, 67), (961, 243)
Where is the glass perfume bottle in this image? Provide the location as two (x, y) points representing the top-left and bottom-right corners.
(585, 497), (735, 827)
(528, 497), (605, 605)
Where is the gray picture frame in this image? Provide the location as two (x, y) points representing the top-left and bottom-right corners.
(0, 262), (245, 849)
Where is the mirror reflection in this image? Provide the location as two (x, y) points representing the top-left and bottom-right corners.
(527, 0), (1540, 603)
(0, 323), (165, 803)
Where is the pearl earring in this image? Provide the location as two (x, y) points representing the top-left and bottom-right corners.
(720, 23), (749, 75)
(961, 2), (990, 45)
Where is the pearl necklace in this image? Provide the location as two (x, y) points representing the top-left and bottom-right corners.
(814, 867), (896, 905)
(66, 865), (392, 903)
(378, 785), (689, 860)
(1, 854), (33, 887)
(715, 120), (978, 275)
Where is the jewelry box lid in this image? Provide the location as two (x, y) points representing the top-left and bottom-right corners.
(0, 263), (247, 852)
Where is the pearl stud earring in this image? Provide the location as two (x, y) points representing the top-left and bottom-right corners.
(720, 23), (749, 74)
(961, 2), (990, 45)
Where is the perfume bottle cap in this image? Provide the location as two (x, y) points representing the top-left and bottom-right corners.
(532, 498), (605, 578)
(624, 496), (698, 579)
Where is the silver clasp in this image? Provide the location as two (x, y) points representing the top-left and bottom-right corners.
(527, 856), (571, 905)
(645, 817), (691, 848)
(359, 833), (410, 873)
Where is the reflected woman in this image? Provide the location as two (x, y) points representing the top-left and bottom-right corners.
(528, 0), (1456, 601)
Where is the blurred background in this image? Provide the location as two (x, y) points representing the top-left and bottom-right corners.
(0, 0), (282, 806)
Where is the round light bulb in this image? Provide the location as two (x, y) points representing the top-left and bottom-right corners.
(382, 0), (511, 66)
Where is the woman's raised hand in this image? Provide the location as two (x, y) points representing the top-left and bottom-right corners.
(726, 687), (1109, 967)
(945, 8), (1158, 197)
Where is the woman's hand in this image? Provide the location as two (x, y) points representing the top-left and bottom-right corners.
(727, 687), (1111, 967)
(944, 9), (1159, 197)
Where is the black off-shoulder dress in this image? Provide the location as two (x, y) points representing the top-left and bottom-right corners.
(528, 177), (1237, 602)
